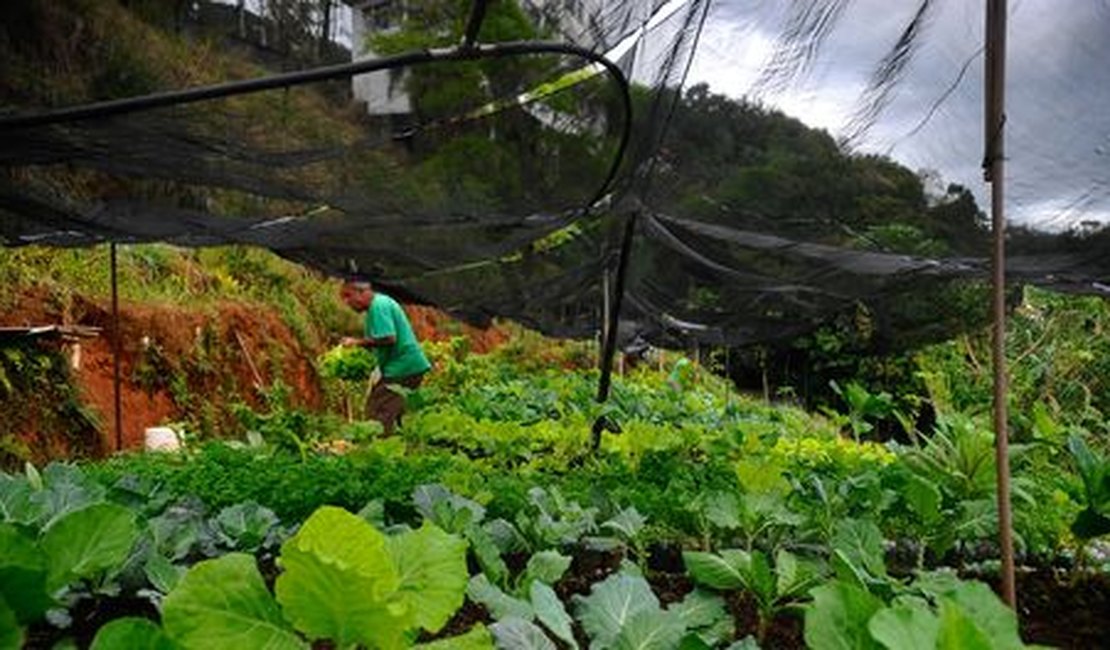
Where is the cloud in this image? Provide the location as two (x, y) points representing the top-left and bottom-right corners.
(686, 0), (1110, 230)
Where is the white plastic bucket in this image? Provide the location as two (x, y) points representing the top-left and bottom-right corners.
(144, 427), (181, 452)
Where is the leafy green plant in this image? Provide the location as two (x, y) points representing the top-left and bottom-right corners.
(469, 572), (577, 649)
(598, 506), (650, 571)
(899, 414), (1039, 557)
(460, 493), (577, 644)
(571, 572), (732, 650)
(1065, 433), (1110, 548)
(784, 471), (894, 550)
(319, 345), (378, 422)
(684, 547), (821, 643)
(574, 573), (685, 649)
(804, 573), (1031, 650)
(904, 414), (997, 502)
(516, 487), (599, 550)
(210, 501), (281, 554)
(145, 498), (211, 563)
(319, 345), (378, 382)
(693, 489), (802, 553)
(827, 380), (902, 442)
(411, 483), (525, 588)
(828, 519), (892, 595)
(413, 483), (487, 534)
(231, 381), (320, 460)
(0, 501), (140, 647)
(146, 505), (470, 649)
(884, 469), (946, 567)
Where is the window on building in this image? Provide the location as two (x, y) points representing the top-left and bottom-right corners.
(365, 0), (400, 31)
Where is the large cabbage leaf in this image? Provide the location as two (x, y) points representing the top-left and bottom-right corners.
(162, 553), (304, 650)
(90, 617), (179, 650)
(804, 581), (884, 650)
(574, 573), (681, 650)
(386, 521), (469, 634)
(41, 503), (139, 591)
(490, 617), (556, 650)
(868, 604), (939, 650)
(530, 581), (575, 648)
(275, 506), (406, 648)
(467, 574), (534, 621)
(0, 524), (52, 623)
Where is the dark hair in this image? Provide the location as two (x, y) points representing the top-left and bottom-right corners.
(342, 280), (373, 292)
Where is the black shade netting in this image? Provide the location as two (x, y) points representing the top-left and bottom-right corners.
(5, 0), (1110, 351)
(608, 0), (1110, 350)
(0, 0), (708, 330)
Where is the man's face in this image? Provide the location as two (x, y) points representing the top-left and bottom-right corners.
(341, 285), (372, 312)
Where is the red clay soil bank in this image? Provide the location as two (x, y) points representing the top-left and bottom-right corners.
(1, 291), (322, 453)
(1, 290), (505, 457)
(406, 304), (508, 353)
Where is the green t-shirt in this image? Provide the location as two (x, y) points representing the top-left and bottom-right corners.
(365, 293), (431, 379)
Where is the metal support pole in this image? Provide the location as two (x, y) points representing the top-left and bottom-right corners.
(601, 269), (611, 367)
(985, 0), (1016, 609)
(461, 0), (489, 49)
(110, 243), (123, 452)
(591, 213), (638, 451)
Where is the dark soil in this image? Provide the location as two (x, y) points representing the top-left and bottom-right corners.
(24, 595), (159, 649)
(553, 548), (624, 649)
(554, 547), (625, 600)
(648, 572), (694, 606)
(416, 599), (492, 643)
(972, 567), (1110, 649)
(725, 591), (806, 649)
(646, 542), (685, 573)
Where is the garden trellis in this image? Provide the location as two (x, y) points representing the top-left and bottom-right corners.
(5, 0), (1110, 611)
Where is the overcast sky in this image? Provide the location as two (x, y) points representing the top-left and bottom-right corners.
(686, 0), (1110, 229)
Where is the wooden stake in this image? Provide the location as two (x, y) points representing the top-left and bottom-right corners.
(111, 243), (122, 452)
(985, 0), (1017, 610)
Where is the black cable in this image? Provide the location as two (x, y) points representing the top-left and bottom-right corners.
(0, 39), (633, 229)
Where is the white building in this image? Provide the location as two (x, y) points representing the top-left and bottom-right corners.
(342, 0), (603, 116)
(345, 0), (411, 116)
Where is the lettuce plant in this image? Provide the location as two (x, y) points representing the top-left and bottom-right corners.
(210, 500), (281, 553)
(571, 572), (732, 650)
(684, 547), (821, 643)
(516, 486), (599, 549)
(804, 574), (1031, 650)
(118, 505), (471, 650)
(467, 548), (575, 647)
(1066, 433), (1110, 544)
(0, 464), (142, 648)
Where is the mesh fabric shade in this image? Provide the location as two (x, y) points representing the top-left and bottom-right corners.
(2, 0), (1109, 350)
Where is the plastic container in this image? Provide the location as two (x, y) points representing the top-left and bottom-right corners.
(144, 427), (181, 452)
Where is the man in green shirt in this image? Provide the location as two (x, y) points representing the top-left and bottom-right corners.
(340, 281), (432, 436)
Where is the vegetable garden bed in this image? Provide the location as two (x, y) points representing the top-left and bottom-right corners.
(3, 343), (1109, 648)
